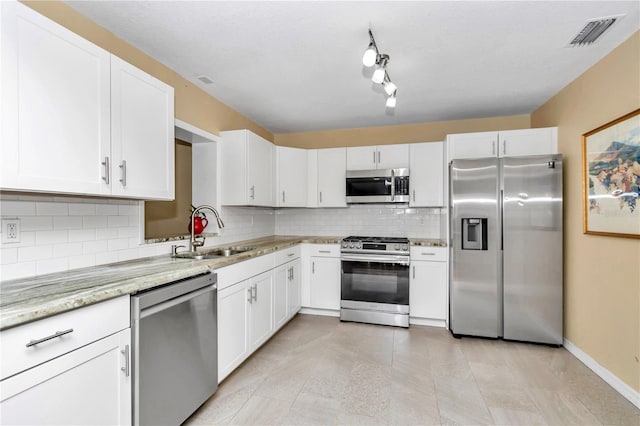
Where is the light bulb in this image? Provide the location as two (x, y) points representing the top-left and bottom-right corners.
(383, 80), (397, 96)
(386, 94), (397, 108)
(362, 44), (377, 67)
(372, 67), (385, 84)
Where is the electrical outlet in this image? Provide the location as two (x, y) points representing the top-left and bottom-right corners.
(2, 218), (21, 243)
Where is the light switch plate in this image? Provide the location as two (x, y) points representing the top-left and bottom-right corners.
(1, 218), (21, 243)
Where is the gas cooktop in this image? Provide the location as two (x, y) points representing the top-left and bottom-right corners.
(341, 236), (410, 254)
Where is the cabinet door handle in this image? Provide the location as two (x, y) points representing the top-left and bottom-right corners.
(492, 141), (496, 156)
(250, 185), (255, 200)
(247, 287), (253, 303)
(252, 284), (257, 301)
(26, 328), (74, 347)
(503, 140), (507, 155)
(312, 262), (315, 274)
(290, 267), (294, 280)
(319, 191), (323, 203)
(121, 344), (130, 377)
(101, 157), (110, 184)
(119, 160), (127, 187)
(412, 189), (416, 202)
(282, 191), (285, 203)
(377, 151), (381, 164)
(413, 266), (415, 279)
(373, 152), (376, 164)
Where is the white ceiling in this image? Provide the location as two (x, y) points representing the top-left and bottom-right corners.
(64, 1), (640, 134)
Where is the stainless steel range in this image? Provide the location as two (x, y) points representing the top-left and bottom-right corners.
(340, 236), (410, 328)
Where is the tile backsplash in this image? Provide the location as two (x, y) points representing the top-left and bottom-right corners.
(1, 193), (444, 281)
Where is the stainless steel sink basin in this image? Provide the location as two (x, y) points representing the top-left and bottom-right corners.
(207, 247), (255, 256)
(173, 247), (255, 260)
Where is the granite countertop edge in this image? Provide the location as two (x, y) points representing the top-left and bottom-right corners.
(0, 235), (445, 330)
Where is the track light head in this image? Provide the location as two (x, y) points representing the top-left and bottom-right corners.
(362, 42), (377, 67)
(383, 79), (397, 96)
(386, 92), (397, 108)
(372, 54), (389, 84)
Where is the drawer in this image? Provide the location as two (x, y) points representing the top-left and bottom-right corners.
(0, 295), (130, 380)
(216, 253), (275, 291)
(275, 245), (301, 265)
(307, 244), (340, 257)
(410, 246), (447, 262)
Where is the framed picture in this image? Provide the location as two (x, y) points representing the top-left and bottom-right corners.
(582, 108), (640, 239)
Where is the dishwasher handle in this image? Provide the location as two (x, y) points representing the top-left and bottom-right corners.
(139, 284), (216, 319)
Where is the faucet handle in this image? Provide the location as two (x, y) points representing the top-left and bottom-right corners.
(171, 244), (187, 256)
(192, 237), (205, 248)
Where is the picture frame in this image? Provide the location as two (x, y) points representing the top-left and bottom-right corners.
(582, 108), (640, 239)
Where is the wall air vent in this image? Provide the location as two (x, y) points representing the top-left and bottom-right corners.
(196, 75), (214, 84)
(569, 16), (621, 46)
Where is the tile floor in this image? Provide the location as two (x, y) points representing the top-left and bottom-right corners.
(185, 314), (640, 425)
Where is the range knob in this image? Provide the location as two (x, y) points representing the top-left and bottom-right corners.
(349, 243), (355, 249)
(402, 244), (409, 251)
(342, 241), (348, 248)
(394, 244), (400, 250)
(356, 242), (362, 249)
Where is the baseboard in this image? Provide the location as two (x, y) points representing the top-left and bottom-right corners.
(409, 317), (447, 328)
(563, 338), (640, 409)
(299, 307), (340, 317)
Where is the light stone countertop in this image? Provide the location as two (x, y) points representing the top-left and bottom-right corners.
(0, 235), (445, 330)
(410, 238), (448, 247)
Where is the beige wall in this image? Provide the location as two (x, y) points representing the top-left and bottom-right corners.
(275, 115), (530, 148)
(22, 1), (273, 142)
(532, 31), (640, 392)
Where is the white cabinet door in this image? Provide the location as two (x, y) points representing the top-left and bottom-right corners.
(409, 142), (444, 207)
(220, 130), (273, 206)
(275, 146), (307, 207)
(377, 144), (409, 169)
(247, 132), (273, 206)
(346, 145), (409, 170)
(0, 1), (111, 195)
(249, 271), (274, 349)
(309, 257), (341, 310)
(0, 329), (131, 426)
(446, 131), (497, 161)
(110, 56), (174, 200)
(346, 146), (377, 170)
(287, 259), (301, 317)
(273, 265), (289, 330)
(410, 261), (447, 320)
(499, 127), (558, 157)
(317, 148), (346, 207)
(218, 280), (250, 381)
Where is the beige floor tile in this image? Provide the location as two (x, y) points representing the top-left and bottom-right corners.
(228, 395), (292, 425)
(199, 315), (639, 426)
(434, 376), (494, 425)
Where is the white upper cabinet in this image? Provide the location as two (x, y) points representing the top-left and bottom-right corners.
(447, 127), (558, 162)
(409, 142), (444, 207)
(110, 56), (175, 200)
(316, 148), (347, 207)
(220, 129), (273, 206)
(1, 1), (111, 196)
(498, 127), (558, 157)
(346, 144), (409, 170)
(0, 2), (175, 200)
(274, 146), (307, 207)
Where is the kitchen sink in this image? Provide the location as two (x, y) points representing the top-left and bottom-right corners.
(173, 247), (255, 260)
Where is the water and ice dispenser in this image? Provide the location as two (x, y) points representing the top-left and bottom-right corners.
(461, 218), (488, 250)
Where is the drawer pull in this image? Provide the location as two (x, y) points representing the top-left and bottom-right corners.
(26, 328), (74, 348)
(319, 250), (331, 254)
(422, 252), (436, 256)
(287, 253), (295, 257)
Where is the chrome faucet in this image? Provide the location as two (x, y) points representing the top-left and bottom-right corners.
(190, 205), (224, 252)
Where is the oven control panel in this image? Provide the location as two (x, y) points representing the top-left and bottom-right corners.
(341, 237), (409, 254)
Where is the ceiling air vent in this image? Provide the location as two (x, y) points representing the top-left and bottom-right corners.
(196, 75), (214, 85)
(569, 16), (621, 46)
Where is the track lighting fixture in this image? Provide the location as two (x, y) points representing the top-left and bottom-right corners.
(362, 29), (397, 108)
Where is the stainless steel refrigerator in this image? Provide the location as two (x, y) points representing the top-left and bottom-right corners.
(449, 154), (563, 345)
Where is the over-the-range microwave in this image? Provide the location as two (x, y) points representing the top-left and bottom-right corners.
(345, 168), (410, 204)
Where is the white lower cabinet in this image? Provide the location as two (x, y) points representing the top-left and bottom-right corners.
(274, 258), (301, 330)
(217, 271), (274, 381)
(410, 247), (448, 326)
(308, 257), (341, 311)
(0, 296), (132, 426)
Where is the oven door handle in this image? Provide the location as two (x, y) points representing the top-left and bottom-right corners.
(341, 254), (410, 265)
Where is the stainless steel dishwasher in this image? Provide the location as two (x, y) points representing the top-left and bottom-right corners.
(131, 271), (217, 426)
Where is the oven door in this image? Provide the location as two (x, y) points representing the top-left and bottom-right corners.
(341, 254), (410, 311)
